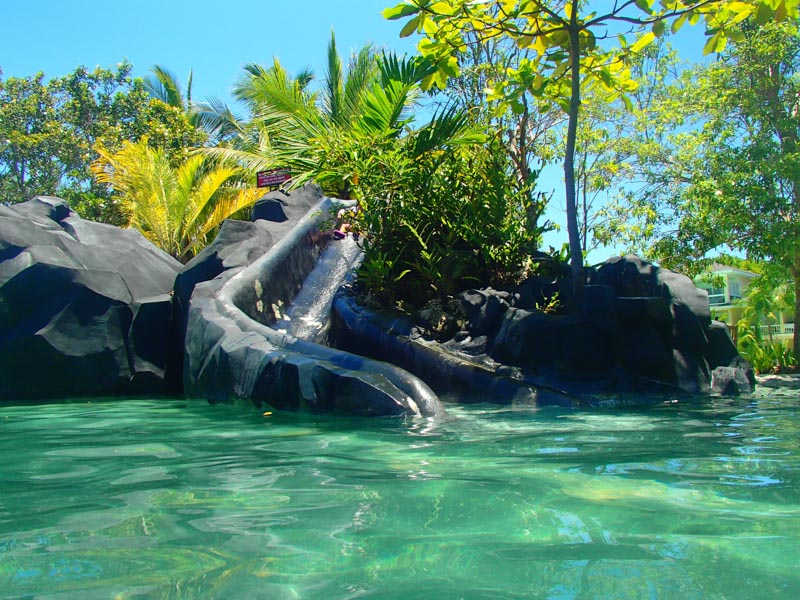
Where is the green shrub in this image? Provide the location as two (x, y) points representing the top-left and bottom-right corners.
(318, 131), (545, 309)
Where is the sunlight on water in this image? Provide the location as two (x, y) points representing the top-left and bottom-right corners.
(0, 391), (798, 599)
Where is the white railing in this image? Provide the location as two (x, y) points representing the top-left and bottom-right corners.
(758, 323), (795, 335)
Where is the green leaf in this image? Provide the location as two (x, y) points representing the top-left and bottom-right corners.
(630, 31), (655, 53)
(382, 3), (420, 20)
(754, 2), (774, 24)
(652, 19), (666, 37)
(428, 1), (455, 15)
(634, 0), (654, 15)
(671, 13), (687, 35)
(702, 31), (727, 55)
(400, 14), (421, 38)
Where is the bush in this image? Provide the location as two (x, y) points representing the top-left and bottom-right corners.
(318, 131), (546, 309)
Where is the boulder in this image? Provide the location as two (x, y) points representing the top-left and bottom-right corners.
(0, 196), (181, 399)
(331, 253), (755, 404)
(251, 184), (324, 225)
(711, 365), (754, 396)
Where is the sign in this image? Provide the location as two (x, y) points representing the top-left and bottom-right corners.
(257, 168), (291, 189)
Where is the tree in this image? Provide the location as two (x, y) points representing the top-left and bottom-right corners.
(0, 63), (206, 223)
(91, 140), (262, 262)
(598, 22), (800, 358)
(144, 65), (193, 111)
(201, 32), (386, 197)
(384, 0), (799, 291)
(203, 33), (536, 308)
(443, 30), (562, 238)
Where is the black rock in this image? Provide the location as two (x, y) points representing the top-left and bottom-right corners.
(252, 183), (324, 224)
(0, 196), (181, 399)
(711, 365), (754, 396)
(459, 288), (510, 337)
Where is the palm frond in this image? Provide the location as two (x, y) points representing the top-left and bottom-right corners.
(379, 52), (437, 87)
(144, 65), (185, 109)
(323, 30), (344, 124)
(410, 104), (486, 158)
(191, 96), (245, 143)
(357, 80), (415, 136)
(341, 44), (378, 125)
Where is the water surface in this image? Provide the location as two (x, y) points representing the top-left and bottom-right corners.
(1, 390), (798, 598)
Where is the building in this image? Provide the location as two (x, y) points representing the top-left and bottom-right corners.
(693, 265), (795, 343)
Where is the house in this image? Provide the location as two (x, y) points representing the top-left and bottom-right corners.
(693, 265), (795, 343)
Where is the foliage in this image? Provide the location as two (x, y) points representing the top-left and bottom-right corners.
(443, 30), (560, 237)
(738, 336), (797, 374)
(733, 264), (796, 374)
(91, 140), (261, 262)
(340, 134), (542, 307)
(384, 0), (799, 290)
(201, 33), (542, 307)
(595, 21), (800, 356)
(0, 63), (206, 224)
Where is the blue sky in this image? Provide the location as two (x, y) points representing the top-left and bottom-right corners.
(1, 0), (418, 104)
(1, 1), (711, 260)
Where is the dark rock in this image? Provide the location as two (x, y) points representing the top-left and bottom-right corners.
(512, 276), (559, 310)
(414, 297), (465, 342)
(252, 183), (323, 224)
(706, 320), (739, 368)
(614, 324), (673, 382)
(672, 348), (711, 395)
(0, 196), (181, 399)
(252, 198), (289, 223)
(592, 254), (659, 297)
(459, 288), (510, 337)
(711, 365), (754, 396)
(332, 253), (755, 404)
(573, 284), (617, 326)
(492, 309), (614, 378)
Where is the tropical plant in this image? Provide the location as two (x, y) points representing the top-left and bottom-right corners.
(320, 121), (541, 308)
(91, 140), (261, 261)
(0, 63), (206, 223)
(144, 65), (193, 111)
(733, 264), (797, 372)
(201, 31), (543, 307)
(384, 0), (799, 292)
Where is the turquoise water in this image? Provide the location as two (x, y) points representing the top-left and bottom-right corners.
(1, 391), (798, 599)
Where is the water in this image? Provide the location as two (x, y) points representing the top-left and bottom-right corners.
(1, 390), (798, 599)
(274, 236), (362, 343)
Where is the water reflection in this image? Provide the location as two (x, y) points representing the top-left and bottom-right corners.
(0, 395), (798, 598)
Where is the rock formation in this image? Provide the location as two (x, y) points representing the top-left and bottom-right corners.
(331, 255), (755, 405)
(0, 197), (181, 399)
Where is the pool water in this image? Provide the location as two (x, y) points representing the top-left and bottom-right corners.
(1, 390), (798, 599)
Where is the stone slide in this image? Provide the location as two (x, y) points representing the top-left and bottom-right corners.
(0, 188), (752, 413)
(178, 186), (444, 418)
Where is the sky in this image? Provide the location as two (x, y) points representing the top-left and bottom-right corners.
(1, 1), (711, 261)
(1, 0), (418, 105)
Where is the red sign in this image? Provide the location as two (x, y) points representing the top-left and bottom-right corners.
(257, 168), (291, 188)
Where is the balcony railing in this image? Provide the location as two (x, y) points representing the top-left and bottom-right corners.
(707, 293), (743, 306)
(758, 323), (795, 335)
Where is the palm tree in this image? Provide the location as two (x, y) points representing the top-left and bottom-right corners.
(91, 140), (262, 262)
(202, 31), (479, 196)
(144, 65), (193, 111)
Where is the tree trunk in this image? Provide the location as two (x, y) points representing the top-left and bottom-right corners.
(564, 4), (584, 293)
